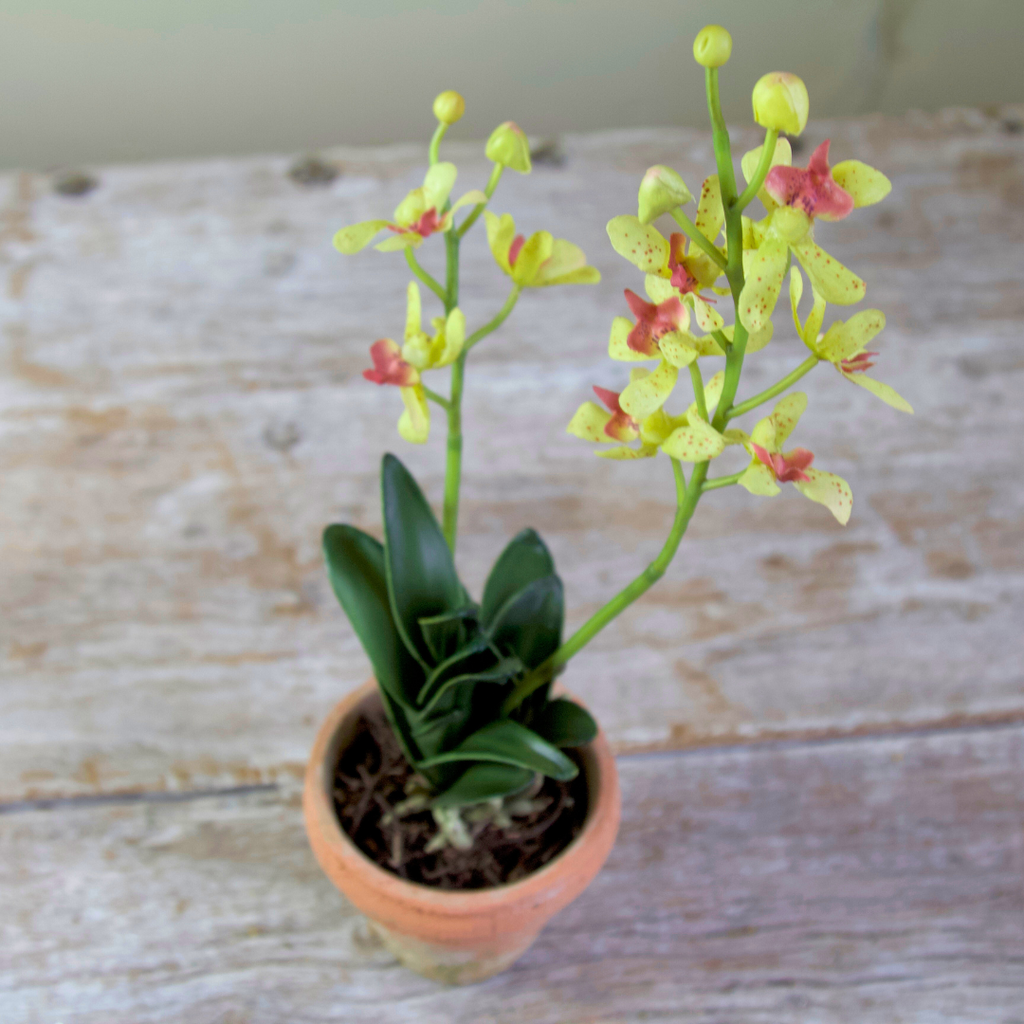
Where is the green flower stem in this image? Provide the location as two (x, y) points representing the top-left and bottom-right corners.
(712, 328), (732, 352)
(734, 128), (779, 213)
(421, 386), (450, 410)
(726, 355), (819, 421)
(441, 229), (463, 552)
(669, 209), (727, 270)
(428, 122), (448, 166)
(404, 247), (447, 303)
(704, 65), (750, 431)
(688, 361), (708, 420)
(502, 457), (708, 715)
(457, 164), (504, 239)
(702, 470), (744, 492)
(465, 285), (521, 352)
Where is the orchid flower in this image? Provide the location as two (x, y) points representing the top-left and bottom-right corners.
(362, 339), (430, 444)
(732, 392), (852, 523)
(737, 139), (890, 334)
(334, 163), (487, 254)
(789, 269), (912, 414)
(567, 371), (727, 463)
(401, 282), (466, 371)
(606, 201), (725, 333)
(484, 211), (600, 287)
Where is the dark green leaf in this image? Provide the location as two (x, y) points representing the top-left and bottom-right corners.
(420, 656), (524, 717)
(488, 574), (564, 670)
(381, 453), (463, 666)
(533, 699), (598, 747)
(322, 524), (423, 710)
(418, 635), (497, 705)
(480, 528), (555, 627)
(432, 763), (534, 809)
(417, 718), (578, 781)
(418, 606), (477, 664)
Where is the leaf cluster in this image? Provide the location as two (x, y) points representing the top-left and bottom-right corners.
(323, 454), (596, 809)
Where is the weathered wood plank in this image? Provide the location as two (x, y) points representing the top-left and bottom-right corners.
(2, 107), (1024, 799)
(1, 726), (1021, 1022)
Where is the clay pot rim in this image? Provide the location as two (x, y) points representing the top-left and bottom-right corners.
(304, 679), (620, 915)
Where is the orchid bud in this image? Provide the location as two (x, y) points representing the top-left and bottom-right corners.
(752, 72), (809, 136)
(637, 165), (693, 224)
(693, 25), (732, 68)
(485, 121), (532, 174)
(432, 90), (465, 126)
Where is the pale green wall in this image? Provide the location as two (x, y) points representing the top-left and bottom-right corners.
(0, 0), (1021, 170)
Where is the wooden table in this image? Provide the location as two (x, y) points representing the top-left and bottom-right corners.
(2, 106), (1022, 1022)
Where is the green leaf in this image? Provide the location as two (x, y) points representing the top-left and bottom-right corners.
(417, 636), (499, 707)
(418, 606), (477, 664)
(381, 454), (463, 666)
(321, 524), (424, 765)
(488, 574), (564, 670)
(432, 763), (534, 809)
(480, 528), (556, 628)
(322, 524), (423, 709)
(417, 718), (578, 781)
(533, 699), (598, 747)
(420, 656), (524, 717)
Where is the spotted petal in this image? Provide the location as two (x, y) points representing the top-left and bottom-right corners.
(661, 417), (725, 462)
(818, 309), (885, 362)
(770, 392), (807, 448)
(645, 274), (677, 304)
(831, 161), (891, 208)
(844, 373), (913, 413)
(739, 232), (789, 334)
(334, 219), (391, 254)
(793, 468), (852, 524)
(694, 175), (725, 245)
(659, 331), (699, 368)
(567, 402), (613, 443)
(791, 237), (865, 306)
(619, 361), (678, 420)
(597, 444), (658, 460)
(738, 461), (780, 496)
(609, 317), (654, 362)
(606, 216), (670, 275)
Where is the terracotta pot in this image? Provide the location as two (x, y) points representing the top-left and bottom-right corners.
(303, 679), (621, 985)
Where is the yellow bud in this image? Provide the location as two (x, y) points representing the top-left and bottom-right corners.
(485, 121), (532, 174)
(752, 72), (809, 136)
(772, 206), (811, 244)
(432, 90), (465, 126)
(637, 165), (692, 224)
(693, 25), (732, 68)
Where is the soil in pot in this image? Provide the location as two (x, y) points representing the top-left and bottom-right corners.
(332, 709), (588, 890)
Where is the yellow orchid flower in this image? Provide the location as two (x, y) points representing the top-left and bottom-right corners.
(737, 139), (890, 334)
(362, 338), (430, 444)
(334, 163), (487, 254)
(789, 269), (911, 414)
(484, 211), (600, 287)
(606, 208), (725, 333)
(732, 393), (852, 524)
(400, 282), (465, 371)
(567, 370), (727, 463)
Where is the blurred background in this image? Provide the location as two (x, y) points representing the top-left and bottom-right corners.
(2, 0), (1022, 171)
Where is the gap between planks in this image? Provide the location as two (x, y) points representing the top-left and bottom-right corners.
(3, 712), (1022, 817)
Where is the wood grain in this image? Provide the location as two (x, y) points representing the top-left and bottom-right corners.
(2, 725), (1021, 1022)
(2, 107), (1023, 802)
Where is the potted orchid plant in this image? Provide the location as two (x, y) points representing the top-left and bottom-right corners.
(303, 25), (909, 986)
